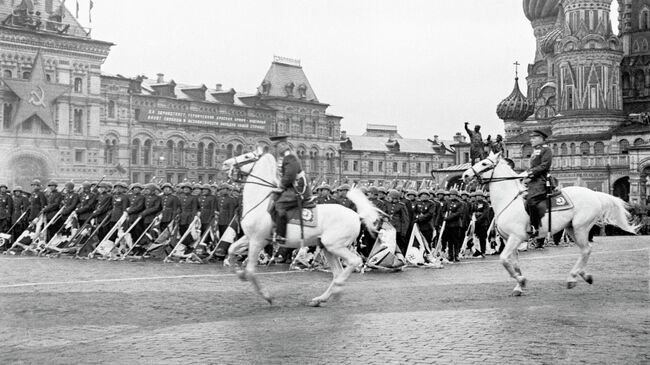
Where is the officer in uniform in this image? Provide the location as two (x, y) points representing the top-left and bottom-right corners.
(198, 183), (217, 244)
(272, 136), (311, 242)
(383, 189), (409, 254)
(336, 184), (355, 210)
(59, 182), (80, 235)
(403, 189), (417, 239)
(137, 183), (162, 246)
(160, 182), (180, 231)
(314, 184), (334, 204)
(126, 183), (146, 240)
(108, 182), (129, 239)
(75, 181), (97, 227)
(415, 189), (436, 245)
(521, 130), (553, 238)
(472, 191), (491, 257)
(42, 181), (63, 239)
(442, 189), (463, 262)
(90, 182), (113, 240)
(178, 182), (199, 245)
(28, 179), (47, 221)
(11, 186), (28, 242)
(216, 183), (238, 236)
(0, 183), (13, 234)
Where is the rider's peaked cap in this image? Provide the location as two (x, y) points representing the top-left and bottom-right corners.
(530, 130), (548, 139)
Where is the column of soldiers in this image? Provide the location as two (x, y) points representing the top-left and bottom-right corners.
(0, 179), (241, 260)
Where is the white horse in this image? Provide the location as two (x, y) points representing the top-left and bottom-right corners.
(222, 147), (381, 306)
(462, 151), (639, 296)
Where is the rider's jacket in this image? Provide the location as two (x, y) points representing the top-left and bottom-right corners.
(527, 143), (553, 197)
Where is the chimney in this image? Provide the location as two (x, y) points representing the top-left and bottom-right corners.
(340, 130), (347, 140)
(433, 135), (439, 144)
(156, 73), (165, 83)
(215, 83), (222, 91)
(453, 132), (465, 143)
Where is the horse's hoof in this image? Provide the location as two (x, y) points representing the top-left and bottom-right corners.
(582, 274), (593, 285)
(308, 299), (321, 307)
(567, 281), (577, 289)
(236, 270), (247, 281)
(512, 288), (523, 296)
(517, 276), (527, 289)
(264, 296), (274, 305)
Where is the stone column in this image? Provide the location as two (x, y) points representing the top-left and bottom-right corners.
(629, 174), (641, 204)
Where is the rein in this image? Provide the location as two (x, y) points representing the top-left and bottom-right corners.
(228, 153), (279, 221)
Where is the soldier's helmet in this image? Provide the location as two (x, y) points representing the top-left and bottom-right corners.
(368, 186), (378, 194)
(161, 182), (173, 190)
(82, 181), (91, 189)
(388, 189), (400, 200)
(418, 189), (430, 197)
(0, 183), (7, 189)
(114, 181), (127, 189)
(13, 185), (24, 193)
(460, 190), (469, 197)
(449, 188), (460, 198)
(64, 182), (74, 190)
(338, 184), (351, 191)
(100, 182), (113, 189)
(31, 179), (42, 187)
(405, 189), (417, 197)
(201, 183), (212, 190)
(47, 180), (58, 187)
(218, 182), (230, 190)
(435, 189), (445, 196)
(360, 186), (368, 194)
(145, 183), (158, 192)
(131, 183), (144, 190)
(377, 186), (387, 194)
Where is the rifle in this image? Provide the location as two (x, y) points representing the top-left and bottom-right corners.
(87, 213), (127, 258)
(109, 216), (142, 259)
(164, 215), (201, 262)
(3, 211), (26, 234)
(32, 207), (66, 254)
(434, 211), (448, 258)
(74, 215), (110, 257)
(121, 214), (161, 259)
(204, 214), (238, 262)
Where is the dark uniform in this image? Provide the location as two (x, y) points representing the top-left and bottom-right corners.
(275, 149), (311, 238)
(525, 130), (553, 234)
(0, 186), (13, 233)
(138, 184), (162, 244)
(126, 184), (146, 241)
(28, 185), (47, 221)
(160, 184), (181, 231)
(42, 182), (63, 239)
(442, 191), (463, 262)
(414, 192), (436, 244)
(216, 185), (238, 236)
(314, 185), (335, 204)
(198, 184), (217, 242)
(58, 183), (80, 235)
(336, 184), (356, 211)
(178, 184), (199, 244)
(403, 191), (417, 240)
(11, 188), (29, 241)
(90, 183), (113, 241)
(473, 194), (491, 256)
(384, 190), (409, 254)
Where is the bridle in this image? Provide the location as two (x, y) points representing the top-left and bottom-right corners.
(227, 151), (278, 220)
(468, 154), (523, 185)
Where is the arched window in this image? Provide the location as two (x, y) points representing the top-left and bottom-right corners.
(560, 143), (568, 155)
(74, 77), (83, 93)
(619, 139), (630, 153)
(580, 141), (590, 155)
(226, 144), (234, 158)
(73, 109), (83, 134)
(108, 100), (115, 119)
(104, 140), (113, 164)
(166, 140), (174, 166)
(3, 103), (12, 129)
(22, 71), (30, 79)
(570, 143), (576, 155)
(197, 142), (204, 167)
(594, 141), (605, 155)
(206, 143), (214, 167)
(3, 70), (11, 78)
(143, 139), (152, 166)
(634, 137), (645, 146)
(552, 144), (558, 155)
(522, 144), (533, 158)
(235, 144), (243, 156)
(177, 141), (185, 165)
(131, 139), (141, 165)
(312, 120), (317, 135)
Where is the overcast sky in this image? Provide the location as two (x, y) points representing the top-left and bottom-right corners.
(83, 0), (619, 141)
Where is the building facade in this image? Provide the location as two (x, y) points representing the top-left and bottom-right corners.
(499, 0), (650, 204)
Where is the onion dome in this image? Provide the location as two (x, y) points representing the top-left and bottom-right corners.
(523, 0), (561, 22)
(496, 77), (535, 122)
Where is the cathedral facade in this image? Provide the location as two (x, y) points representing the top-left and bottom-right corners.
(500, 0), (650, 204)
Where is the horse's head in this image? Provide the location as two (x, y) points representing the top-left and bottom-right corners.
(222, 146), (265, 180)
(462, 151), (501, 184)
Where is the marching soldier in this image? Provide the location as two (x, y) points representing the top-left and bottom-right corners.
(442, 189), (463, 262)
(90, 182), (113, 239)
(314, 184), (334, 204)
(336, 184), (355, 210)
(137, 183), (162, 243)
(216, 183), (238, 236)
(159, 182), (180, 231)
(403, 189), (417, 239)
(473, 191), (491, 257)
(108, 182), (129, 239)
(11, 186), (29, 241)
(126, 183), (146, 241)
(42, 181), (63, 239)
(0, 183), (13, 234)
(198, 183), (217, 243)
(75, 181), (97, 226)
(415, 189), (436, 244)
(58, 182), (80, 235)
(28, 179), (47, 221)
(459, 190), (472, 237)
(178, 182), (199, 245)
(383, 189), (409, 254)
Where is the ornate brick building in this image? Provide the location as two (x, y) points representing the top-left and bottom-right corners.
(500, 0), (650, 204)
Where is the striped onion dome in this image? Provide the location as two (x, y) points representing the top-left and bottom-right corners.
(523, 0), (561, 22)
(496, 77), (535, 121)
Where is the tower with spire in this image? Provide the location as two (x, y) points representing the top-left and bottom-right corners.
(497, 64), (534, 139)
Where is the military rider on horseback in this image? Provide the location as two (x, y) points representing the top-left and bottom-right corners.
(521, 130), (553, 237)
(270, 136), (312, 244)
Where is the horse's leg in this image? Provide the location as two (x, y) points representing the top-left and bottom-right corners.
(308, 249), (343, 307)
(500, 235), (527, 296)
(319, 244), (362, 302)
(566, 226), (593, 289)
(238, 238), (273, 304)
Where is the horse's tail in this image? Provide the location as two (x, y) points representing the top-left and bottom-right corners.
(596, 192), (640, 234)
(346, 188), (381, 235)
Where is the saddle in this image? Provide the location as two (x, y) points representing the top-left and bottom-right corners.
(288, 207), (319, 228)
(547, 190), (574, 212)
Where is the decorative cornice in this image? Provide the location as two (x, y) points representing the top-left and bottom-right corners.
(0, 27), (112, 59)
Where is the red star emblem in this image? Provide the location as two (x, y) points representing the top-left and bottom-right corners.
(2, 50), (71, 131)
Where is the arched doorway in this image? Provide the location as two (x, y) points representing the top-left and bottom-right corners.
(612, 176), (630, 202)
(9, 154), (49, 188)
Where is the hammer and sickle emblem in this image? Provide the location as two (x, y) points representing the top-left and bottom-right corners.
(28, 86), (46, 108)
(556, 197), (566, 205)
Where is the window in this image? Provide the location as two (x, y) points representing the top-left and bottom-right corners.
(226, 144), (234, 158)
(378, 161), (383, 172)
(176, 141), (185, 165)
(132, 172), (140, 183)
(23, 71), (30, 79)
(166, 173), (174, 183)
(619, 139), (630, 154)
(416, 162), (421, 173)
(634, 138), (645, 146)
(392, 162), (397, 172)
(560, 143), (568, 155)
(552, 144), (558, 155)
(3, 103), (12, 129)
(522, 144), (533, 158)
(74, 77), (83, 93)
(235, 144), (243, 156)
(328, 125), (333, 137)
(353, 161), (358, 171)
(207, 143), (214, 167)
(580, 141), (590, 155)
(46, 74), (51, 82)
(75, 149), (84, 163)
(108, 100), (115, 118)
(144, 174), (152, 183)
(368, 161), (373, 172)
(131, 139), (141, 165)
(402, 162), (407, 173)
(3, 70), (12, 78)
(425, 162), (430, 172)
(594, 142), (605, 155)
(73, 109), (83, 134)
(166, 140), (175, 166)
(570, 143), (576, 155)
(143, 139), (152, 166)
(134, 108), (141, 121)
(104, 140), (114, 164)
(464, 152), (470, 163)
(197, 142), (204, 167)
(565, 85), (573, 109)
(208, 174), (215, 183)
(343, 160), (349, 171)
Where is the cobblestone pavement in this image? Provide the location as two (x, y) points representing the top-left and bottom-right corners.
(0, 236), (648, 364)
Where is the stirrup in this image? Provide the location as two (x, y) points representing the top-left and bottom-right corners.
(271, 232), (286, 244)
